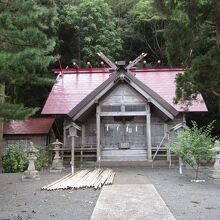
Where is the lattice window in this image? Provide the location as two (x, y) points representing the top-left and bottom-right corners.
(125, 105), (145, 112)
(101, 105), (121, 112)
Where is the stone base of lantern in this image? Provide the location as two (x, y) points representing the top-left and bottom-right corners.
(22, 170), (40, 181)
(210, 169), (220, 179)
(50, 159), (65, 172)
(209, 157), (220, 179)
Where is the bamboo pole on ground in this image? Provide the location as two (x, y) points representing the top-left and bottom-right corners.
(47, 170), (89, 190)
(42, 169), (116, 191)
(41, 173), (72, 190)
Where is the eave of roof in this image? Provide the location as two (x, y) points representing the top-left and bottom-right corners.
(3, 118), (55, 135)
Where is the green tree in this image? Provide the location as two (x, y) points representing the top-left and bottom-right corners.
(0, 0), (58, 156)
(153, 0), (220, 98)
(170, 121), (215, 179)
(2, 144), (28, 173)
(126, 0), (166, 64)
(152, 0), (220, 135)
(59, 0), (122, 66)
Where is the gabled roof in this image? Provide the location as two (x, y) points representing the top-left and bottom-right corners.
(3, 118), (55, 135)
(41, 67), (207, 115)
(68, 68), (178, 120)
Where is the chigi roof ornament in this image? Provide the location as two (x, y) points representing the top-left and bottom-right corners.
(97, 52), (147, 71)
(97, 52), (117, 70)
(126, 53), (147, 70)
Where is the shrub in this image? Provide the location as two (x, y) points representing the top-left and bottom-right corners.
(35, 147), (51, 171)
(2, 144), (28, 173)
(170, 121), (216, 179)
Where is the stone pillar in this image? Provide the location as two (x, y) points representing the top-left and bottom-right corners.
(50, 139), (64, 172)
(210, 154), (220, 178)
(22, 142), (40, 181)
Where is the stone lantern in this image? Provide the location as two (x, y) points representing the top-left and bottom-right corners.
(50, 139), (64, 172)
(22, 142), (40, 181)
(210, 140), (220, 179)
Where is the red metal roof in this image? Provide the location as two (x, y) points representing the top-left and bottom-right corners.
(41, 68), (207, 115)
(3, 118), (55, 135)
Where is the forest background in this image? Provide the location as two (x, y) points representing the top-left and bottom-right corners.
(0, 0), (220, 137)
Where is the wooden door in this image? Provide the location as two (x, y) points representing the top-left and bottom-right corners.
(101, 122), (145, 149)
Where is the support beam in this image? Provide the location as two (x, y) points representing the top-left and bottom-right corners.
(96, 104), (101, 162)
(146, 104), (152, 160)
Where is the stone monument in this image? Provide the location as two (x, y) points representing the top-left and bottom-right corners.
(50, 139), (64, 172)
(210, 140), (220, 179)
(22, 142), (40, 181)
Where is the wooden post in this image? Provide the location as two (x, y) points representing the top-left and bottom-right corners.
(81, 124), (85, 162)
(182, 113), (186, 124)
(63, 127), (66, 148)
(146, 104), (152, 160)
(71, 136), (75, 175)
(81, 124), (85, 146)
(164, 123), (169, 161)
(96, 105), (101, 162)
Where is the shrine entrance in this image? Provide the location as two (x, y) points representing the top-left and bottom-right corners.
(101, 117), (146, 150)
(100, 116), (148, 160)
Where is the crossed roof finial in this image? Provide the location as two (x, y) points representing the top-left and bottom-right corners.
(97, 52), (147, 71)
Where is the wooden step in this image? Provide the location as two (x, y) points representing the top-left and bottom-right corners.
(102, 149), (147, 156)
(75, 148), (96, 152)
(63, 154), (96, 157)
(102, 149), (147, 161)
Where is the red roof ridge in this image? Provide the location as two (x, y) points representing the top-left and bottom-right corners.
(52, 67), (184, 75)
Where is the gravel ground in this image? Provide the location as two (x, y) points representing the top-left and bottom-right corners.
(113, 167), (220, 220)
(0, 168), (100, 220)
(0, 166), (220, 220)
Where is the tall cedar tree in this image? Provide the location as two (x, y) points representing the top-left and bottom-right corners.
(0, 0), (58, 154)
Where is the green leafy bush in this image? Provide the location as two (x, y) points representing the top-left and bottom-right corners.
(35, 147), (51, 171)
(170, 121), (216, 179)
(2, 144), (28, 173)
